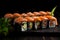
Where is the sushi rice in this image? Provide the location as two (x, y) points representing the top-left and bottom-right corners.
(42, 20), (48, 28)
(21, 22), (27, 31)
(49, 20), (56, 28)
(35, 21), (40, 30)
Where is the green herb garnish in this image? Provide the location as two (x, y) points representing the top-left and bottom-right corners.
(0, 17), (12, 36)
(51, 6), (57, 16)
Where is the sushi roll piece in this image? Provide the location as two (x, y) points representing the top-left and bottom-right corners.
(33, 12), (41, 17)
(33, 16), (42, 30)
(14, 17), (23, 32)
(4, 13), (14, 32)
(14, 17), (23, 24)
(39, 11), (47, 16)
(14, 17), (27, 32)
(4, 13), (14, 26)
(46, 11), (51, 16)
(46, 16), (57, 28)
(40, 16), (49, 29)
(21, 18), (27, 32)
(13, 13), (21, 18)
(27, 12), (35, 17)
(25, 17), (35, 31)
(13, 13), (21, 24)
(21, 13), (28, 18)
(4, 13), (13, 19)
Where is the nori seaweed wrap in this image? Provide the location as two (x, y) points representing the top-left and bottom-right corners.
(14, 17), (23, 32)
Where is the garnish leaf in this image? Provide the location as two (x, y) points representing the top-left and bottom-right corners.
(0, 17), (12, 36)
(51, 6), (57, 16)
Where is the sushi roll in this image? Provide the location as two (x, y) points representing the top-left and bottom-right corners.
(46, 11), (51, 16)
(13, 13), (21, 23)
(21, 13), (28, 18)
(33, 16), (42, 30)
(13, 13), (21, 18)
(4, 13), (13, 19)
(21, 18), (27, 31)
(39, 11), (47, 16)
(14, 17), (23, 24)
(33, 12), (41, 17)
(25, 17), (35, 31)
(4, 13), (14, 32)
(14, 17), (27, 32)
(14, 17), (23, 32)
(4, 13), (14, 26)
(40, 16), (49, 29)
(4, 13), (14, 25)
(27, 12), (35, 17)
(46, 16), (57, 28)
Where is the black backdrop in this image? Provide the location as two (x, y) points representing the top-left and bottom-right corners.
(0, 1), (60, 40)
(0, 0), (60, 24)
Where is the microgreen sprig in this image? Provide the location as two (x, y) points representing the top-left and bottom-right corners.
(51, 6), (57, 16)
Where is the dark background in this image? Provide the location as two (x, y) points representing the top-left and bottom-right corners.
(0, 0), (60, 24)
(0, 0), (60, 40)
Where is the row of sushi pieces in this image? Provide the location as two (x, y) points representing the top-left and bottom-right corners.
(4, 11), (58, 31)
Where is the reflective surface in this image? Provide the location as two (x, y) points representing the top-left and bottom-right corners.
(0, 36), (60, 40)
